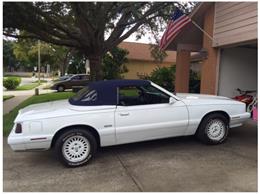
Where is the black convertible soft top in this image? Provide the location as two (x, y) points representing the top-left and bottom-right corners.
(69, 79), (151, 106)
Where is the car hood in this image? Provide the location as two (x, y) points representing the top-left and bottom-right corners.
(176, 93), (230, 100)
(15, 100), (115, 122)
(176, 93), (243, 106)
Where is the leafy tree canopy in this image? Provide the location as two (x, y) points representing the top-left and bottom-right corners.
(67, 51), (87, 74)
(4, 38), (72, 74)
(3, 39), (17, 68)
(3, 2), (196, 80)
(102, 47), (129, 80)
(149, 44), (168, 65)
(12, 36), (71, 74)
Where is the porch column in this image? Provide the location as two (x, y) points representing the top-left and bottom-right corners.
(175, 49), (190, 93)
(200, 4), (219, 95)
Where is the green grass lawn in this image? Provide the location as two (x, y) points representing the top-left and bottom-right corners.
(4, 74), (32, 78)
(15, 83), (40, 90)
(3, 95), (15, 101)
(3, 92), (75, 136)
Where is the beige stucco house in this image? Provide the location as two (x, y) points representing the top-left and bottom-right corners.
(118, 42), (176, 79)
(165, 2), (257, 97)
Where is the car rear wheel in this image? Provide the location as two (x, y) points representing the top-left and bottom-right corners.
(196, 113), (229, 144)
(57, 85), (65, 92)
(55, 128), (97, 167)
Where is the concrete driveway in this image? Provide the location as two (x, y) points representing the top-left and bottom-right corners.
(3, 120), (257, 192)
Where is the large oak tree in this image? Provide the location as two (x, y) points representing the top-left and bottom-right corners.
(3, 2), (194, 80)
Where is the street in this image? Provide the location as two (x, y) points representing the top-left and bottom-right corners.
(3, 120), (257, 192)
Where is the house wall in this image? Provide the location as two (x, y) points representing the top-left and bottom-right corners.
(123, 60), (173, 79)
(218, 47), (257, 97)
(213, 2), (257, 47)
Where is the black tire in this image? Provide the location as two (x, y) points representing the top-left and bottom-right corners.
(196, 113), (229, 145)
(55, 128), (97, 167)
(57, 85), (65, 92)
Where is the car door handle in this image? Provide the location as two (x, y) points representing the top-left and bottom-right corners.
(120, 113), (130, 116)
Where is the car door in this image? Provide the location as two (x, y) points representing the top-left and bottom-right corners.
(115, 85), (189, 145)
(68, 75), (81, 88)
(79, 75), (90, 86)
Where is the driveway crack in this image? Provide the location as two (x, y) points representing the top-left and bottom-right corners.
(112, 150), (143, 192)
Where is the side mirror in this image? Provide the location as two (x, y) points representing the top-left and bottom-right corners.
(169, 97), (175, 104)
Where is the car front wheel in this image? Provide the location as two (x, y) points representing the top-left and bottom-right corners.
(196, 113), (229, 144)
(55, 129), (97, 167)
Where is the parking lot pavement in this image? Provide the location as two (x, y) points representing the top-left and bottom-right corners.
(3, 120), (257, 192)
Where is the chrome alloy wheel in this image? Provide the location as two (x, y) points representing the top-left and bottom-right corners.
(62, 135), (90, 163)
(206, 119), (226, 141)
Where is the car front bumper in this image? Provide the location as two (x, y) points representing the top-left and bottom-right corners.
(229, 112), (251, 128)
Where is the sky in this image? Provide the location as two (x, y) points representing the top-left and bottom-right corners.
(125, 33), (155, 44)
(124, 30), (165, 45)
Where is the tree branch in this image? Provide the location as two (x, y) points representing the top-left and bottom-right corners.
(31, 4), (82, 43)
(104, 3), (169, 53)
(4, 32), (79, 48)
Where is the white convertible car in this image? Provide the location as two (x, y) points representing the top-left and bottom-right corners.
(8, 80), (250, 167)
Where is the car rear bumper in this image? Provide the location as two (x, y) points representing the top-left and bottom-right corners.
(8, 128), (52, 151)
(229, 112), (251, 128)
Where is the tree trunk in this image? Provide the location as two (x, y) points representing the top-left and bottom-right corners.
(88, 56), (103, 81)
(59, 64), (64, 76)
(59, 50), (71, 76)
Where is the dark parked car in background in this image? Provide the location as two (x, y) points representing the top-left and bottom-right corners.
(51, 74), (90, 92)
(59, 74), (74, 81)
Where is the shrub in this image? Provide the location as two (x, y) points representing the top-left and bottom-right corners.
(3, 77), (21, 90)
(145, 66), (176, 92)
(102, 47), (129, 79)
(140, 65), (201, 93)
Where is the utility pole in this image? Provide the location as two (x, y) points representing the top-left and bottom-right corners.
(35, 40), (41, 96)
(38, 40), (41, 85)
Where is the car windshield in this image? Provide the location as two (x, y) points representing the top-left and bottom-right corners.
(70, 87), (97, 102)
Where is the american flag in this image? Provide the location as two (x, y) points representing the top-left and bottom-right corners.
(159, 8), (191, 50)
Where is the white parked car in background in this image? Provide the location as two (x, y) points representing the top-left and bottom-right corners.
(8, 80), (250, 167)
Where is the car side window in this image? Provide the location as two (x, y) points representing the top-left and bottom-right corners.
(118, 85), (170, 106)
(81, 75), (89, 80)
(71, 76), (80, 81)
(140, 85), (170, 104)
(118, 86), (141, 106)
(81, 90), (97, 102)
(71, 87), (97, 102)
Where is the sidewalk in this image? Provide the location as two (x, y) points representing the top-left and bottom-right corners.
(3, 83), (55, 114)
(3, 88), (55, 97)
(3, 95), (30, 114)
(3, 82), (55, 97)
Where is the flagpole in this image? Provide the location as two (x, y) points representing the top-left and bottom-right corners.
(159, 7), (219, 50)
(189, 18), (218, 45)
